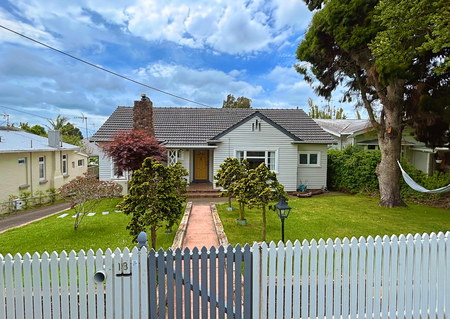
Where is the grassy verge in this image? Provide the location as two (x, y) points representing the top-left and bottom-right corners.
(0, 198), (180, 256)
(216, 194), (450, 246)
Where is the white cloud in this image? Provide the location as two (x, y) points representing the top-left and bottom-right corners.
(132, 62), (263, 106)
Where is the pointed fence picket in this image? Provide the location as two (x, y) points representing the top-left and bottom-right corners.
(253, 231), (450, 319)
(1, 247), (148, 319)
(1, 232), (449, 319)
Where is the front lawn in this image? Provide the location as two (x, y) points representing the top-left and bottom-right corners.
(0, 198), (179, 256)
(216, 194), (450, 246)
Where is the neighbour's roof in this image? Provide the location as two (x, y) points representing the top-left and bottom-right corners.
(0, 129), (80, 153)
(313, 119), (372, 136)
(91, 107), (336, 146)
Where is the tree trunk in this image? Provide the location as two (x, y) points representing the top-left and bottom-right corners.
(228, 195), (232, 208)
(262, 206), (266, 242)
(376, 83), (407, 207)
(239, 202), (245, 220)
(150, 226), (157, 250)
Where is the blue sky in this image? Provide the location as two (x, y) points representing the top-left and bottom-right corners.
(0, 0), (359, 137)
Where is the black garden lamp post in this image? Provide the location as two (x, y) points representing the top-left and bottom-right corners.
(274, 195), (292, 243)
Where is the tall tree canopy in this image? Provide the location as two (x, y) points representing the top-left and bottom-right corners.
(101, 129), (167, 176)
(296, 0), (450, 207)
(307, 98), (347, 119)
(222, 94), (252, 108)
(119, 158), (188, 249)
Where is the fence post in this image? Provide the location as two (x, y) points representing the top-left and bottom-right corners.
(137, 231), (149, 251)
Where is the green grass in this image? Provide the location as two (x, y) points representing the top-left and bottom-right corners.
(217, 194), (450, 246)
(0, 198), (180, 256)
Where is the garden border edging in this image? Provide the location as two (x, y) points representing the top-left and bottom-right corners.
(171, 202), (193, 250)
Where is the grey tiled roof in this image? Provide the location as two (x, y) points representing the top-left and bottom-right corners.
(313, 119), (372, 136)
(91, 107), (336, 146)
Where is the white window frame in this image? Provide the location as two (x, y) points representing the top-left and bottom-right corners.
(299, 151), (321, 167)
(39, 156), (46, 180)
(111, 163), (128, 180)
(62, 154), (68, 175)
(168, 149), (183, 166)
(78, 159), (84, 167)
(235, 150), (278, 172)
(18, 158), (26, 165)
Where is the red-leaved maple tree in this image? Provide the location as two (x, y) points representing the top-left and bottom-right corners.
(101, 129), (167, 176)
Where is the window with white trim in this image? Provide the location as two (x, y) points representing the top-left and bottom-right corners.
(78, 159), (84, 167)
(299, 151), (320, 166)
(62, 154), (68, 175)
(39, 156), (46, 180)
(18, 158), (26, 165)
(168, 150), (182, 166)
(236, 150), (277, 171)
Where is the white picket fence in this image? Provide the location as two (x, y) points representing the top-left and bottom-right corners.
(253, 232), (450, 319)
(0, 247), (148, 319)
(2, 232), (450, 319)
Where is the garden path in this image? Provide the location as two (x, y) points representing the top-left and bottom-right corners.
(183, 204), (219, 249)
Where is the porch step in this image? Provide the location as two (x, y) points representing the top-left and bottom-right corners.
(187, 192), (221, 198)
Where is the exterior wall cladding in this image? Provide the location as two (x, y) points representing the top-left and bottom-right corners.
(133, 96), (155, 136)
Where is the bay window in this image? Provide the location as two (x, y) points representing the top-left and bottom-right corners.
(236, 150), (277, 171)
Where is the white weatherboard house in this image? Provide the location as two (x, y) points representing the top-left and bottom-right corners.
(0, 127), (88, 207)
(90, 97), (336, 192)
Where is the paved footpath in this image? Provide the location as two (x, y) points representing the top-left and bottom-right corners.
(183, 203), (219, 249)
(0, 201), (71, 234)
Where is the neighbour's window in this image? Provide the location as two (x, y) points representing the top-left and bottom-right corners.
(299, 152), (320, 166)
(78, 159), (84, 167)
(62, 154), (68, 175)
(18, 158), (26, 165)
(367, 145), (379, 150)
(168, 150), (182, 166)
(236, 150), (277, 171)
(39, 156), (46, 180)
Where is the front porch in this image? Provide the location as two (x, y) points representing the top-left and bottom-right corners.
(187, 182), (220, 198)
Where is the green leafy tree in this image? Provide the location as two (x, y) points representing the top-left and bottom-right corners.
(307, 98), (347, 119)
(228, 159), (252, 222)
(20, 122), (47, 136)
(214, 157), (244, 209)
(296, 0), (450, 207)
(246, 163), (286, 241)
(118, 158), (188, 249)
(222, 94), (252, 108)
(59, 173), (122, 230)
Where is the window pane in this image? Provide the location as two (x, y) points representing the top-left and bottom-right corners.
(247, 151), (265, 157)
(247, 157), (264, 169)
(300, 154), (308, 164)
(39, 163), (44, 178)
(310, 154), (318, 164)
(236, 151), (244, 161)
(268, 152), (276, 170)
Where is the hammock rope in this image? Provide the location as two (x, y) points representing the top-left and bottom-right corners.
(397, 160), (450, 193)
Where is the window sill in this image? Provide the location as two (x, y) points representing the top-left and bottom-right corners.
(63, 174), (70, 178)
(298, 165), (321, 168)
(39, 179), (48, 184)
(19, 184), (30, 190)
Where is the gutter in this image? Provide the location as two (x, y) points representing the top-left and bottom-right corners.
(291, 141), (337, 145)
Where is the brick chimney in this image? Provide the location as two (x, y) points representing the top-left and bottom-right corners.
(133, 94), (155, 136)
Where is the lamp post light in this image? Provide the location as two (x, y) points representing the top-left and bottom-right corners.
(274, 195), (292, 243)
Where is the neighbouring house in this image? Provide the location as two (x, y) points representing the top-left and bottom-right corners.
(90, 96), (336, 192)
(313, 119), (448, 175)
(0, 127), (88, 209)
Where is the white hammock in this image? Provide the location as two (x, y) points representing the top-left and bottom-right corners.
(397, 160), (450, 193)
